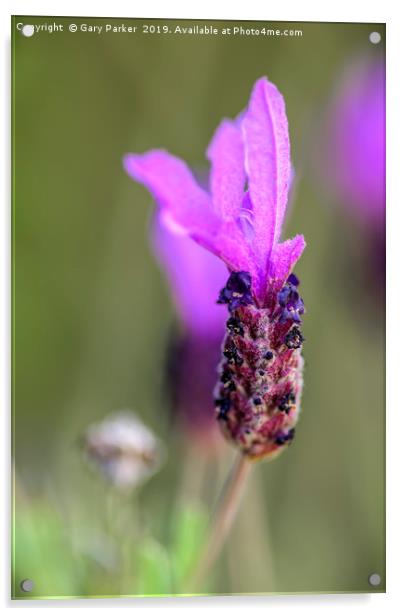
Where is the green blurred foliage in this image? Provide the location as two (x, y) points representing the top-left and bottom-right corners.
(13, 494), (208, 598)
(135, 538), (173, 596)
(13, 501), (85, 598)
(170, 505), (208, 587)
(12, 16), (385, 598)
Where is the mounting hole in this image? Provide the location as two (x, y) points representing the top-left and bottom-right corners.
(21, 25), (35, 37)
(368, 572), (381, 587)
(20, 578), (34, 592)
(369, 31), (381, 44)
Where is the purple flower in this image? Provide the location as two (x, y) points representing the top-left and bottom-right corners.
(124, 77), (305, 305)
(153, 217), (228, 443)
(152, 217), (228, 337)
(329, 58), (385, 223)
(124, 77), (306, 461)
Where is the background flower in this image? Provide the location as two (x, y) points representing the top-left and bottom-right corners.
(82, 410), (163, 490)
(152, 217), (228, 443)
(327, 57), (385, 225)
(319, 55), (386, 296)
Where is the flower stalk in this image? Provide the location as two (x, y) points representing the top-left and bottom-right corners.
(186, 453), (252, 593)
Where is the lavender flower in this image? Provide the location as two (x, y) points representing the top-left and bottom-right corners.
(328, 58), (385, 224)
(325, 58), (385, 292)
(124, 77), (306, 461)
(153, 218), (228, 442)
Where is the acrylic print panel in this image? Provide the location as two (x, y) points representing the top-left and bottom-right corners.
(12, 15), (385, 599)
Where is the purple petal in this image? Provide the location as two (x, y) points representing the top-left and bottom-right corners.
(269, 234), (306, 292)
(206, 119), (246, 219)
(124, 150), (217, 235)
(330, 60), (385, 221)
(152, 216), (228, 334)
(239, 190), (254, 242)
(124, 150), (253, 278)
(195, 220), (256, 280)
(241, 77), (291, 262)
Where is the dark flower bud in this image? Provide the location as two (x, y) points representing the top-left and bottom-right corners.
(215, 397), (231, 420)
(285, 326), (305, 349)
(226, 316), (244, 336)
(218, 271), (254, 311)
(287, 273), (300, 287)
(278, 279), (305, 323)
(274, 428), (296, 446)
(277, 392), (296, 414)
(223, 341), (243, 366)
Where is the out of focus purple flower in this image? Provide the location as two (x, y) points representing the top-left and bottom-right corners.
(124, 77), (306, 461)
(153, 218), (228, 443)
(329, 58), (385, 224)
(152, 219), (227, 338)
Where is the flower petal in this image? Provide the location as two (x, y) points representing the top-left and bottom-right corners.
(269, 234), (306, 292)
(124, 150), (216, 234)
(206, 119), (246, 219)
(152, 215), (228, 333)
(242, 77), (291, 261)
(124, 150), (252, 278)
(330, 59), (385, 220)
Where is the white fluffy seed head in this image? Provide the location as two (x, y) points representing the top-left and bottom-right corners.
(82, 410), (164, 490)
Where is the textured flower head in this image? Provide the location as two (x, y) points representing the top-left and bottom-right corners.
(124, 77), (306, 461)
(124, 77), (305, 305)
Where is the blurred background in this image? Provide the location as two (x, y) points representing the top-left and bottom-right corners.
(12, 17), (385, 598)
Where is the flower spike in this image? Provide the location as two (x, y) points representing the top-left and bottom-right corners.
(124, 76), (306, 461)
